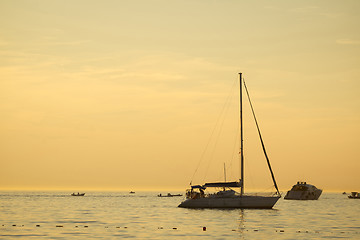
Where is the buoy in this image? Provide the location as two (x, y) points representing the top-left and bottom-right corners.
(203, 227), (206, 231)
(75, 226), (78, 228)
(173, 227), (177, 230)
(280, 230), (284, 232)
(12, 225), (16, 226)
(56, 225), (63, 227)
(254, 229), (258, 232)
(36, 225), (40, 227)
(84, 226), (88, 228)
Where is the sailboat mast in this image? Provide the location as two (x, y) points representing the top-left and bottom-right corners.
(239, 72), (244, 196)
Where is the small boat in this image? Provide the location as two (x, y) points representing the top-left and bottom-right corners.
(284, 182), (322, 200)
(71, 192), (85, 196)
(158, 193), (183, 197)
(348, 192), (360, 199)
(342, 192), (347, 195)
(178, 73), (281, 209)
(129, 191), (135, 194)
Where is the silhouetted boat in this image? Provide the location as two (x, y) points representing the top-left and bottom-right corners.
(348, 192), (360, 199)
(284, 182), (322, 200)
(71, 192), (85, 196)
(178, 73), (281, 209)
(158, 193), (182, 197)
(129, 191), (135, 194)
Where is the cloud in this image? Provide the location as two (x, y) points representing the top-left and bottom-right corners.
(290, 6), (319, 13)
(336, 39), (360, 45)
(47, 40), (92, 46)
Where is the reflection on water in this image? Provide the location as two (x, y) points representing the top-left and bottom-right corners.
(0, 192), (359, 239)
(237, 209), (245, 239)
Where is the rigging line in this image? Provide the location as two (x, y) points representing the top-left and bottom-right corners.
(243, 79), (281, 196)
(229, 79), (241, 180)
(228, 119), (239, 180)
(202, 79), (237, 182)
(190, 78), (237, 185)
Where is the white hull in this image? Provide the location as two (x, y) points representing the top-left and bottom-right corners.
(284, 189), (322, 200)
(178, 195), (280, 209)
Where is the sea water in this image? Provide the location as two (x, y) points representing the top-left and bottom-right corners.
(0, 192), (359, 239)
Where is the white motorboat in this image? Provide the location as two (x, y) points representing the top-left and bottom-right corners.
(178, 73), (281, 209)
(158, 193), (182, 197)
(284, 182), (322, 200)
(348, 192), (360, 199)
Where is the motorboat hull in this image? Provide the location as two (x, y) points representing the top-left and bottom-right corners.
(284, 189), (322, 200)
(348, 196), (360, 199)
(158, 194), (182, 197)
(178, 195), (280, 209)
(71, 193), (85, 196)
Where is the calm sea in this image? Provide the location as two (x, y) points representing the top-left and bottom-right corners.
(0, 191), (359, 239)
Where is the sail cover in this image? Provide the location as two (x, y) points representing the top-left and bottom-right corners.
(203, 181), (240, 188)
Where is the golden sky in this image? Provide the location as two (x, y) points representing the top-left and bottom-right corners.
(1, 0), (359, 192)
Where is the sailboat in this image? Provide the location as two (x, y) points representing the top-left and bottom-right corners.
(178, 73), (281, 209)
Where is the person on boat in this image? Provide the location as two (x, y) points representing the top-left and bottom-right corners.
(200, 188), (204, 198)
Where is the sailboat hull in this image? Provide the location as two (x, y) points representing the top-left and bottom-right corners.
(178, 195), (280, 209)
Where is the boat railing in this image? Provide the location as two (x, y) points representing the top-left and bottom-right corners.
(242, 192), (280, 197)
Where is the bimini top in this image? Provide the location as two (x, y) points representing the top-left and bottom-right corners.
(202, 181), (240, 188)
(191, 182), (240, 190)
(191, 185), (206, 190)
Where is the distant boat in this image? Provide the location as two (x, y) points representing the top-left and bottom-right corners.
(158, 193), (182, 197)
(129, 191), (135, 194)
(71, 192), (85, 196)
(178, 73), (281, 209)
(342, 192), (347, 195)
(284, 182), (322, 200)
(348, 192), (360, 199)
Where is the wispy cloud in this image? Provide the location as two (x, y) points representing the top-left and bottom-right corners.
(47, 40), (91, 46)
(336, 39), (360, 45)
(289, 6), (342, 19)
(290, 6), (319, 13)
